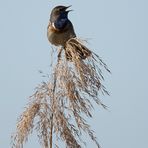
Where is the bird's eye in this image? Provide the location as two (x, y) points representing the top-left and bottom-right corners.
(59, 8), (63, 11)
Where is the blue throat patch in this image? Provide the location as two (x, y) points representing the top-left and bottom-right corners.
(54, 13), (68, 30)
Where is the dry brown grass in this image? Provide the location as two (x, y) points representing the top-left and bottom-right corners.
(12, 38), (110, 148)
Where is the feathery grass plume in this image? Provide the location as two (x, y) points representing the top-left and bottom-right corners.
(11, 103), (40, 148)
(12, 37), (110, 148)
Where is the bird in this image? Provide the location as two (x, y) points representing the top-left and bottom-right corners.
(47, 5), (91, 60)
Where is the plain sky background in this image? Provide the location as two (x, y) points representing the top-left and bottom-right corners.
(0, 0), (148, 148)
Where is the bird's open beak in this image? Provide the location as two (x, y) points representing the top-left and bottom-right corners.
(65, 5), (73, 12)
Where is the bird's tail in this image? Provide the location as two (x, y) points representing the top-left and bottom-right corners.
(65, 38), (92, 61)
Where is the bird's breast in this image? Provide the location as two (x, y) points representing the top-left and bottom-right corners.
(47, 22), (76, 47)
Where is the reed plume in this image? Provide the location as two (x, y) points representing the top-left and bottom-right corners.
(12, 38), (110, 148)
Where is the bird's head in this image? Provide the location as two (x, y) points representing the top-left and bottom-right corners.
(50, 5), (72, 22)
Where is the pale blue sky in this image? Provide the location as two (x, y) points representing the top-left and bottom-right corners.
(0, 0), (148, 148)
